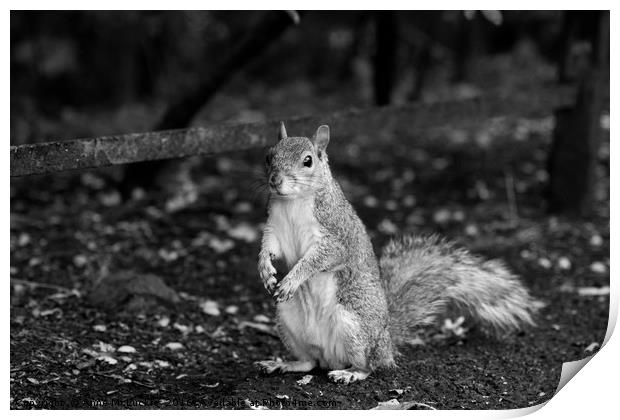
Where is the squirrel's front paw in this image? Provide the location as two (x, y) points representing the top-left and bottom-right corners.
(273, 275), (297, 303)
(258, 257), (278, 293)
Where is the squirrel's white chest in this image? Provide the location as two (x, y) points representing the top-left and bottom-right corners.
(268, 198), (322, 267)
(268, 198), (351, 369)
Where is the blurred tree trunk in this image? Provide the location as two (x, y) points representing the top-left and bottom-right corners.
(408, 46), (431, 102)
(556, 11), (602, 84)
(452, 12), (486, 83)
(373, 11), (397, 106)
(547, 11), (608, 217)
(406, 12), (442, 102)
(556, 11), (579, 84)
(120, 11), (299, 196)
(337, 13), (368, 81)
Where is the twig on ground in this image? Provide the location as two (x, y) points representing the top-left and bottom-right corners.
(11, 278), (76, 294)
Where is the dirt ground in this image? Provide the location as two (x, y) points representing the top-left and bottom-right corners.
(10, 119), (610, 410)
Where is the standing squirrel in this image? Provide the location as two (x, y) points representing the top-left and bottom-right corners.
(256, 123), (541, 384)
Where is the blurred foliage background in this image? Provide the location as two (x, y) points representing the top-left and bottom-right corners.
(10, 10), (602, 144)
(10, 10), (609, 217)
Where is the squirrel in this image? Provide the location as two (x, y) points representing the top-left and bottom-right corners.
(255, 122), (541, 384)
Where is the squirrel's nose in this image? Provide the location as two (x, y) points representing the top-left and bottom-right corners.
(269, 173), (283, 189)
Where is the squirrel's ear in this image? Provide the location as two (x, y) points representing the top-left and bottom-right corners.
(313, 125), (330, 153)
(278, 121), (287, 141)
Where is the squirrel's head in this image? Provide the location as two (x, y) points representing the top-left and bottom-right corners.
(264, 122), (331, 199)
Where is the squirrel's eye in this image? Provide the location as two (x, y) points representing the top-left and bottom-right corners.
(303, 155), (312, 168)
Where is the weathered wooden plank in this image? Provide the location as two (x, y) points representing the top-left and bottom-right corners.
(10, 89), (574, 177)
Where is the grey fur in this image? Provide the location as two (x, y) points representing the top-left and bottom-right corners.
(381, 234), (543, 345)
(258, 124), (541, 379)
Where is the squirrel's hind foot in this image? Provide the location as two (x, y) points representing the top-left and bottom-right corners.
(328, 368), (370, 384)
(254, 360), (315, 374)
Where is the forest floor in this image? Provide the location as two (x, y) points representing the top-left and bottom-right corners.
(10, 112), (610, 409)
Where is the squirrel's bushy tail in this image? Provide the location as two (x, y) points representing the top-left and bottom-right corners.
(380, 234), (542, 345)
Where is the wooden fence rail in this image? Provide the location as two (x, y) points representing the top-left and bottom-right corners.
(10, 89), (574, 177)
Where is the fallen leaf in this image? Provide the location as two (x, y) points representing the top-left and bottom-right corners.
(404, 337), (426, 346)
(18, 233), (31, 246)
(239, 321), (277, 336)
(210, 326), (227, 339)
(537, 258), (552, 269)
(124, 364), (137, 372)
(81, 172), (106, 189)
(557, 257), (571, 270)
(98, 355), (118, 365)
(200, 300), (221, 316)
(228, 223), (259, 243)
(432, 209), (451, 224)
(372, 399), (435, 410)
(590, 235), (603, 247)
(158, 249), (179, 262)
(441, 316), (467, 338)
(225, 305), (239, 315)
(157, 316), (171, 328)
(155, 360), (171, 368)
(99, 190), (121, 207)
(33, 308), (62, 318)
(590, 262), (607, 274)
(253, 314), (271, 323)
(117, 346), (137, 354)
(372, 399), (402, 410)
(363, 196), (379, 208)
(464, 224), (479, 236)
(296, 375), (313, 386)
(165, 187), (198, 214)
(76, 360), (95, 370)
(173, 323), (191, 334)
(164, 342), (184, 351)
(577, 286), (610, 296)
(73, 254), (88, 267)
(208, 237), (235, 254)
(377, 219), (398, 235)
(94, 342), (116, 353)
(584, 342), (600, 353)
